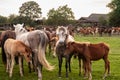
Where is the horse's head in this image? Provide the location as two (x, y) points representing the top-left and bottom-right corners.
(24, 48), (32, 63)
(56, 26), (69, 46)
(13, 23), (27, 35)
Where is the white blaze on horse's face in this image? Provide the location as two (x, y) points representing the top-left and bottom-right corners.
(56, 26), (68, 45)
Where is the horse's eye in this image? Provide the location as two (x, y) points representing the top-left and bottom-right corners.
(20, 29), (23, 32)
(27, 55), (29, 57)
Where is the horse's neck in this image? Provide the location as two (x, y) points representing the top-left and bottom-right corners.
(66, 35), (74, 43)
(16, 32), (29, 41)
(16, 31), (28, 37)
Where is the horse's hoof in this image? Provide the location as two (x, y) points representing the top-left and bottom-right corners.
(58, 76), (62, 78)
(83, 76), (88, 79)
(52, 55), (56, 58)
(108, 73), (111, 76)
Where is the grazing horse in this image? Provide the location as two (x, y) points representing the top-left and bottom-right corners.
(64, 41), (110, 80)
(0, 30), (18, 67)
(4, 38), (32, 77)
(13, 24), (54, 80)
(55, 26), (74, 77)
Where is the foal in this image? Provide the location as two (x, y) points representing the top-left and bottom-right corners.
(4, 38), (32, 77)
(64, 41), (110, 80)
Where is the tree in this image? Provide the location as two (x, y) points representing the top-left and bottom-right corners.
(0, 15), (7, 24)
(11, 16), (36, 26)
(19, 1), (42, 20)
(47, 5), (75, 26)
(8, 14), (17, 23)
(107, 0), (120, 26)
(99, 17), (108, 26)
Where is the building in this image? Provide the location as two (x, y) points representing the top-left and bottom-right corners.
(77, 13), (108, 26)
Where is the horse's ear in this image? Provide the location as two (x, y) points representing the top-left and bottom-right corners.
(13, 24), (16, 27)
(21, 23), (24, 27)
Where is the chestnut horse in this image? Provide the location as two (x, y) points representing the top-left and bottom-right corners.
(64, 41), (110, 80)
(4, 38), (32, 77)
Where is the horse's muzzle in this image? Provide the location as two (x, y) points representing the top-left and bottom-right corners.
(58, 42), (65, 46)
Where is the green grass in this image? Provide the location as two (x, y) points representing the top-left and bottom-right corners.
(0, 36), (120, 80)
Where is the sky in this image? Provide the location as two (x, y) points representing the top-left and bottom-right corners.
(0, 0), (111, 19)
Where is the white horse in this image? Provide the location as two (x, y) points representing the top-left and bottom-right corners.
(13, 24), (54, 80)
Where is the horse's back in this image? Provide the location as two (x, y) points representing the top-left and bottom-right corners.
(4, 38), (28, 55)
(88, 42), (110, 60)
(4, 39), (15, 54)
(89, 42), (109, 51)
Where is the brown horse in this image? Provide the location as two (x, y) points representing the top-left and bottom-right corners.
(64, 41), (110, 80)
(4, 38), (32, 78)
(0, 30), (17, 66)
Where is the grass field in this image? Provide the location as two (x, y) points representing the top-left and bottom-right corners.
(0, 36), (120, 80)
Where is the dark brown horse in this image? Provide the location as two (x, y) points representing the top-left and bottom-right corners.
(55, 26), (74, 77)
(0, 30), (17, 67)
(64, 41), (110, 80)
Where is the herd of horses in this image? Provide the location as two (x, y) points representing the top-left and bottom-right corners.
(0, 24), (111, 80)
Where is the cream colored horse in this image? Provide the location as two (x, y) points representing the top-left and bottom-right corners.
(4, 38), (32, 77)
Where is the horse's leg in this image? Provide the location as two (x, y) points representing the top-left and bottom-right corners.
(65, 55), (69, 77)
(32, 51), (38, 72)
(15, 56), (18, 65)
(9, 56), (14, 78)
(68, 55), (72, 72)
(37, 63), (42, 80)
(87, 61), (92, 80)
(53, 46), (57, 57)
(21, 57), (24, 73)
(58, 56), (63, 77)
(6, 54), (10, 73)
(103, 58), (110, 79)
(83, 59), (88, 78)
(107, 60), (110, 75)
(19, 56), (23, 77)
(48, 43), (51, 56)
(78, 56), (82, 76)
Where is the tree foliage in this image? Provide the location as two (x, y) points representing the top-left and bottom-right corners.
(0, 15), (7, 24)
(107, 0), (120, 26)
(47, 5), (75, 26)
(19, 1), (42, 20)
(8, 14), (17, 23)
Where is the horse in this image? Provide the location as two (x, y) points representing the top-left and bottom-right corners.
(55, 26), (74, 77)
(4, 38), (32, 77)
(0, 30), (18, 67)
(43, 27), (57, 56)
(64, 41), (110, 80)
(13, 23), (54, 80)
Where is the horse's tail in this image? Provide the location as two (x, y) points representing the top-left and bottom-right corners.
(38, 31), (54, 71)
(1, 34), (8, 65)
